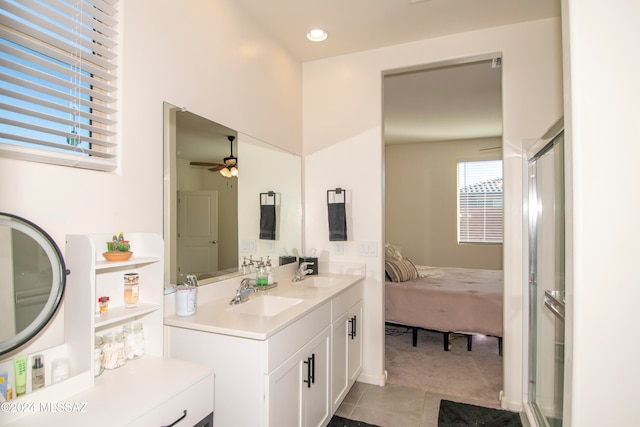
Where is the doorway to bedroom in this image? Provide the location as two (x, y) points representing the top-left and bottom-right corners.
(382, 57), (504, 406)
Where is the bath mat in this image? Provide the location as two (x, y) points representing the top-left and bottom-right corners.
(328, 415), (381, 427)
(438, 399), (522, 426)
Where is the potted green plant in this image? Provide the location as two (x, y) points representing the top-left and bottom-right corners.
(103, 232), (133, 261)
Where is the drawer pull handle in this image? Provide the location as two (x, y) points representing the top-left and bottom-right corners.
(162, 409), (187, 427)
(304, 356), (312, 388)
(310, 353), (315, 385)
(349, 315), (357, 339)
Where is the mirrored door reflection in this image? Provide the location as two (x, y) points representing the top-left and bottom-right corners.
(528, 129), (565, 427)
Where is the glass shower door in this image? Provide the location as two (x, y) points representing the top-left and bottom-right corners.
(528, 129), (565, 427)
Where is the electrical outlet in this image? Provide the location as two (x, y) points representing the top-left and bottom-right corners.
(334, 242), (344, 255)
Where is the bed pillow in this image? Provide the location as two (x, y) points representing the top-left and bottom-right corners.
(385, 258), (419, 282)
(384, 242), (404, 262)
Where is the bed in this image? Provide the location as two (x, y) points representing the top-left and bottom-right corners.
(384, 246), (503, 354)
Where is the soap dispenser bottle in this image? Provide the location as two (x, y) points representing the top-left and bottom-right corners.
(256, 260), (268, 287)
(265, 256), (274, 285)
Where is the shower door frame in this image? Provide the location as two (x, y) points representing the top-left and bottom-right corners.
(524, 119), (566, 427)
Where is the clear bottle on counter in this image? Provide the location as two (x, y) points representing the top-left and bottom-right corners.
(94, 336), (104, 377)
(256, 260), (268, 287)
(102, 331), (127, 369)
(265, 256), (274, 285)
(122, 321), (145, 360)
(123, 272), (139, 308)
(51, 358), (69, 384)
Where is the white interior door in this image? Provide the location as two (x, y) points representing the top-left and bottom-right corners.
(177, 190), (219, 278)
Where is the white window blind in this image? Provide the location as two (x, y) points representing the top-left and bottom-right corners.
(0, 0), (119, 171)
(458, 160), (503, 244)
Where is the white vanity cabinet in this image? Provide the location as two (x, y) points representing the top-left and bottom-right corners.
(165, 275), (364, 427)
(167, 301), (333, 427)
(330, 280), (363, 412)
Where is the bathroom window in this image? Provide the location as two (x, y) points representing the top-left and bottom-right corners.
(0, 0), (119, 171)
(457, 160), (503, 244)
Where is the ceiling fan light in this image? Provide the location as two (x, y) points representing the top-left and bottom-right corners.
(230, 166), (238, 177)
(220, 167), (232, 178)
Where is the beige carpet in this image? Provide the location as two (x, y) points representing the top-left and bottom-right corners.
(385, 325), (503, 406)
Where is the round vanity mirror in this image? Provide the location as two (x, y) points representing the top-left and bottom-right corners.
(0, 213), (66, 355)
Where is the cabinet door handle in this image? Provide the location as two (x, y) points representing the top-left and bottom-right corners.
(162, 409), (187, 427)
(349, 315), (357, 339)
(310, 353), (315, 384)
(304, 356), (312, 388)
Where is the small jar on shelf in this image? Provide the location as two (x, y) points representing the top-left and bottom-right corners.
(94, 335), (105, 377)
(123, 272), (139, 308)
(102, 332), (127, 369)
(122, 321), (145, 360)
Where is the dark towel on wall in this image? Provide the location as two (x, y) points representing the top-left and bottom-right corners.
(328, 202), (347, 241)
(259, 204), (276, 240)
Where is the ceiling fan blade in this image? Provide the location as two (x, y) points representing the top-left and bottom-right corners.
(208, 165), (225, 172)
(190, 161), (216, 166)
(190, 161), (224, 167)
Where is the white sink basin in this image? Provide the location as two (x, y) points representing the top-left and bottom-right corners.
(298, 276), (344, 288)
(227, 296), (303, 317)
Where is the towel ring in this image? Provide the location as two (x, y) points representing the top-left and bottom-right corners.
(260, 191), (278, 206)
(327, 188), (346, 204)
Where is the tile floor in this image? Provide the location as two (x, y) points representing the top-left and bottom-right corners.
(335, 382), (530, 427)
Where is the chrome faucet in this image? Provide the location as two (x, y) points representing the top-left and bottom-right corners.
(292, 262), (314, 282)
(229, 278), (257, 305)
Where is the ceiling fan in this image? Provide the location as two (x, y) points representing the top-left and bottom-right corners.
(190, 135), (238, 177)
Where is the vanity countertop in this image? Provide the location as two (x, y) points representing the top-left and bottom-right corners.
(163, 273), (364, 340)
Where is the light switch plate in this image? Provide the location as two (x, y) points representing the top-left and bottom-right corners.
(357, 241), (378, 257)
(240, 239), (256, 252)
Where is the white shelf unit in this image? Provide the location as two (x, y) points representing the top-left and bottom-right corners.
(64, 233), (164, 386)
(0, 233), (164, 427)
(3, 233), (216, 427)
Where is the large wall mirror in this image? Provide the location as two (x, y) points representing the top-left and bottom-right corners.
(163, 103), (302, 286)
(0, 213), (66, 355)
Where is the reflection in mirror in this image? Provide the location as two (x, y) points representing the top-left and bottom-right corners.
(163, 103), (302, 287)
(0, 213), (66, 355)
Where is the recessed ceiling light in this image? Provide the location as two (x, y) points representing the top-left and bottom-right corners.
(306, 28), (328, 42)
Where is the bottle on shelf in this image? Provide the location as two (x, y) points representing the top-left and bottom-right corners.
(123, 322), (145, 360)
(94, 337), (104, 377)
(123, 272), (139, 308)
(31, 355), (45, 391)
(102, 332), (127, 369)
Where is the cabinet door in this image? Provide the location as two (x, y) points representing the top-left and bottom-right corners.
(304, 330), (331, 427)
(347, 301), (363, 384)
(331, 310), (350, 411)
(331, 300), (363, 412)
(268, 327), (330, 427)
(269, 353), (303, 427)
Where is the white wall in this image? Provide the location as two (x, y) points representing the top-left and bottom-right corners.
(562, 1), (640, 425)
(303, 18), (563, 409)
(0, 0), (301, 357)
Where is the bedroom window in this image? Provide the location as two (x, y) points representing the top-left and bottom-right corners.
(0, 0), (119, 171)
(457, 160), (503, 244)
